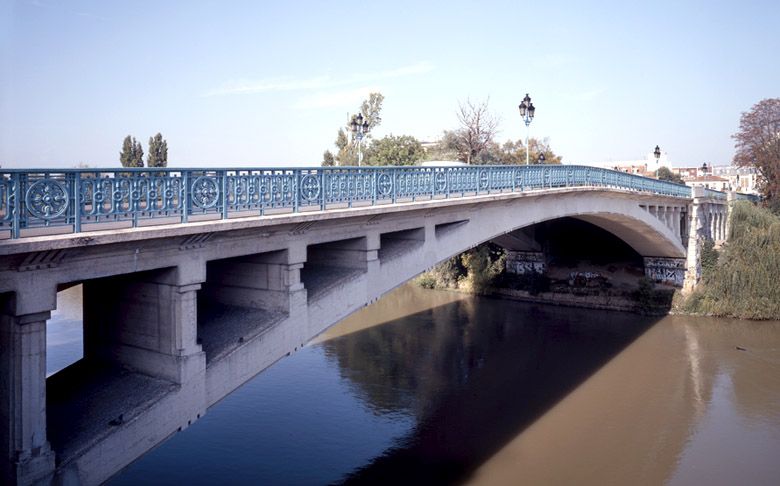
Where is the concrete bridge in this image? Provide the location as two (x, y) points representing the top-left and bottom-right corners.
(0, 165), (744, 484)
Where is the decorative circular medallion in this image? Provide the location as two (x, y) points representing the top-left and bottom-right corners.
(300, 174), (321, 201)
(25, 179), (69, 219)
(377, 173), (392, 196)
(191, 176), (220, 209)
(478, 170), (489, 189)
(434, 171), (447, 192)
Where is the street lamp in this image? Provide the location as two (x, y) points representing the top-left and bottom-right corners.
(538, 153), (546, 164)
(350, 113), (370, 166)
(518, 93), (536, 165)
(654, 145), (661, 161)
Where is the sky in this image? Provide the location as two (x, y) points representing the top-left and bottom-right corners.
(1, 0), (778, 169)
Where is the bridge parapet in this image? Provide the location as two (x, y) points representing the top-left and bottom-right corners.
(0, 165), (693, 239)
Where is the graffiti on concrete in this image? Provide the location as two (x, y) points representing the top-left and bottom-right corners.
(644, 257), (686, 286)
(506, 251), (546, 274)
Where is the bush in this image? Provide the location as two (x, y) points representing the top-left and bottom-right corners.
(458, 244), (506, 294)
(684, 202), (780, 319)
(416, 243), (505, 294)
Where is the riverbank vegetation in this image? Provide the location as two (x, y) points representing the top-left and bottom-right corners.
(416, 243), (505, 295)
(416, 243), (673, 314)
(681, 202), (780, 320)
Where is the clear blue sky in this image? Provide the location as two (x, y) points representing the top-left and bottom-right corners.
(1, 0), (778, 168)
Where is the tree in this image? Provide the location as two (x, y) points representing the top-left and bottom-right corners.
(147, 133), (168, 168)
(119, 135), (144, 168)
(326, 92), (385, 166)
(322, 150), (336, 166)
(360, 92), (384, 130)
(733, 98), (780, 210)
(334, 127), (355, 166)
(496, 137), (563, 165)
(655, 166), (684, 184)
(363, 135), (425, 166)
(452, 98), (499, 164)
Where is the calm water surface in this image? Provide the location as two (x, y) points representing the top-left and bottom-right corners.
(48, 285), (780, 485)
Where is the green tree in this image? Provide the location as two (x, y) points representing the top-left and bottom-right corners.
(363, 135), (425, 166)
(326, 92), (385, 166)
(119, 135), (144, 168)
(360, 92), (384, 130)
(147, 133), (168, 168)
(322, 150), (336, 166)
(733, 98), (780, 212)
(334, 127), (356, 166)
(423, 130), (462, 161)
(655, 166), (684, 184)
(495, 137), (563, 165)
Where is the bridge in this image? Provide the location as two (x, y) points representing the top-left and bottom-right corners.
(0, 165), (744, 484)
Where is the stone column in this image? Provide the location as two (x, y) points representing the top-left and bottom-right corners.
(683, 188), (706, 294)
(0, 292), (57, 485)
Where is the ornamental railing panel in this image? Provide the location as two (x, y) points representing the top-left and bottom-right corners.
(0, 165), (706, 239)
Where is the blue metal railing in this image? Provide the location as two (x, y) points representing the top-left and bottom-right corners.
(734, 192), (761, 203)
(0, 165), (694, 239)
(703, 188), (728, 200)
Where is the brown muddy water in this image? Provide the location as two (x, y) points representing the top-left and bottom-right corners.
(48, 284), (780, 485)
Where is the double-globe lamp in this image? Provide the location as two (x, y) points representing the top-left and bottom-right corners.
(518, 94), (536, 165)
(350, 113), (370, 166)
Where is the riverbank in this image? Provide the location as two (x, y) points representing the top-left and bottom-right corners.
(678, 202), (780, 320)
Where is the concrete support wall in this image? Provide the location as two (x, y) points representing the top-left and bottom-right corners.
(0, 295), (56, 486)
(83, 267), (206, 385)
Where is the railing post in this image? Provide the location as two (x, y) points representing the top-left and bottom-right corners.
(392, 168), (397, 204)
(132, 175), (139, 228)
(320, 170), (326, 211)
(293, 169), (300, 213)
(11, 172), (20, 239)
(221, 170), (228, 220)
(182, 171), (189, 224)
(73, 171), (81, 233)
(372, 169), (378, 206)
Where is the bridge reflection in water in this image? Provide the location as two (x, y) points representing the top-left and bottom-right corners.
(92, 284), (780, 485)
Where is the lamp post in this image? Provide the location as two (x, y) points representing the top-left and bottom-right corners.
(538, 153), (546, 164)
(654, 145), (661, 172)
(350, 113), (370, 166)
(518, 93), (536, 165)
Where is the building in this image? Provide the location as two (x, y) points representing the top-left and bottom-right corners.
(674, 164), (761, 194)
(585, 150), (671, 177)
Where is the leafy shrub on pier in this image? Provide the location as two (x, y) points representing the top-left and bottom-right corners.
(684, 202), (780, 319)
(416, 243), (505, 294)
(458, 244), (506, 295)
(415, 256), (465, 290)
(700, 238), (719, 279)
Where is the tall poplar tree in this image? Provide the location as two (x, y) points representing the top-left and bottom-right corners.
(147, 132), (168, 168)
(119, 135), (144, 167)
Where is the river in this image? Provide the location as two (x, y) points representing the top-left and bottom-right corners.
(47, 284), (780, 485)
